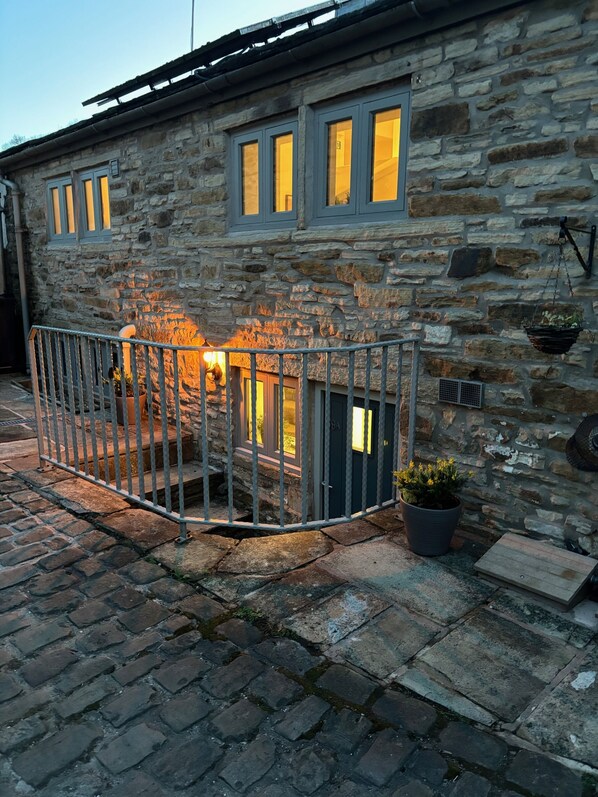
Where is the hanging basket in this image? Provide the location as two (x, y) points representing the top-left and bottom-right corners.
(524, 324), (582, 354)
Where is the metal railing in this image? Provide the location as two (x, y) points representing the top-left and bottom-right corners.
(29, 325), (420, 540)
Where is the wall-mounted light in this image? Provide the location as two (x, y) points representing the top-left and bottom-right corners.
(203, 342), (225, 383)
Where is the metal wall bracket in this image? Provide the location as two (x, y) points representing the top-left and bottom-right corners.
(559, 216), (596, 279)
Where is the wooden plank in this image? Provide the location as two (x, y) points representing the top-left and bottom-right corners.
(479, 544), (594, 586)
(500, 533), (596, 574)
(474, 533), (597, 609)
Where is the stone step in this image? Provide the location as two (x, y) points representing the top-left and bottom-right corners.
(130, 462), (224, 512)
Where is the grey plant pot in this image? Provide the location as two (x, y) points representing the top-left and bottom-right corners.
(115, 394), (146, 426)
(399, 497), (461, 556)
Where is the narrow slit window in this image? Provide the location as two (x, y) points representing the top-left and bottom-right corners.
(273, 132), (294, 213)
(352, 406), (373, 454)
(241, 141), (259, 216)
(98, 175), (111, 230)
(326, 118), (352, 206)
(64, 184), (75, 233)
(83, 179), (95, 231)
(276, 385), (296, 456)
(371, 107), (401, 203)
(245, 378), (264, 446)
(50, 187), (61, 235)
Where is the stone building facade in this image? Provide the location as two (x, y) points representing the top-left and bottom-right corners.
(1, 0), (597, 549)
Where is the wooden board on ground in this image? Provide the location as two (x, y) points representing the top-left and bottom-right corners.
(474, 532), (597, 609)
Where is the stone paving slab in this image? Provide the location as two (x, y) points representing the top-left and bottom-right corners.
(517, 644), (598, 767)
(246, 563), (344, 621)
(218, 530), (333, 575)
(282, 585), (390, 645)
(328, 605), (442, 680)
(98, 509), (180, 550)
(45, 478), (131, 515)
(417, 608), (577, 722)
(151, 534), (237, 577)
(318, 539), (495, 625)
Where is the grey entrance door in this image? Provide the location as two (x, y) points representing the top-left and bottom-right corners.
(322, 392), (395, 519)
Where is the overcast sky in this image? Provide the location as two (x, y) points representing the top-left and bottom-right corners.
(0, 0), (318, 150)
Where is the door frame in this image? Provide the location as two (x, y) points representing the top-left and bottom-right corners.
(312, 382), (397, 522)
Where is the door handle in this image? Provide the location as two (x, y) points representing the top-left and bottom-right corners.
(321, 482), (333, 490)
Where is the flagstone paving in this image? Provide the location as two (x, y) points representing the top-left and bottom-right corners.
(0, 426), (597, 794)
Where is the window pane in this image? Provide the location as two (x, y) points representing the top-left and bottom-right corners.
(352, 407), (373, 454)
(64, 184), (75, 233)
(245, 378), (264, 446)
(98, 175), (111, 230)
(273, 132), (293, 213)
(276, 385), (296, 456)
(371, 107), (401, 202)
(326, 118), (352, 206)
(83, 179), (95, 231)
(241, 141), (259, 216)
(50, 187), (61, 235)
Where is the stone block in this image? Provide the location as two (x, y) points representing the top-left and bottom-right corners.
(114, 653), (162, 686)
(118, 600), (169, 633)
(13, 619), (71, 654)
(274, 695), (331, 741)
(216, 617), (263, 648)
(439, 721), (507, 769)
(317, 707), (372, 753)
(315, 664), (377, 706)
(96, 723), (166, 774)
(449, 772), (491, 797)
(220, 736), (276, 793)
(210, 698), (266, 741)
(57, 676), (117, 719)
(448, 247), (494, 278)
(0, 716), (46, 754)
(69, 598), (113, 627)
(372, 690), (437, 735)
(149, 736), (223, 788)
(154, 655), (210, 693)
(101, 683), (161, 727)
(355, 728), (416, 787)
(249, 669), (304, 709)
(159, 692), (210, 731)
(202, 653), (264, 698)
(19, 647), (79, 687)
(178, 593), (225, 622)
(410, 195), (500, 217)
(12, 722), (102, 787)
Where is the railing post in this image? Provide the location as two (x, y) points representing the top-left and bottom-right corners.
(28, 328), (49, 471)
(407, 339), (420, 464)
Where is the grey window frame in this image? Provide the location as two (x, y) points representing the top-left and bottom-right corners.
(311, 88), (410, 225)
(230, 120), (298, 230)
(235, 369), (300, 470)
(46, 176), (76, 242)
(79, 167), (111, 241)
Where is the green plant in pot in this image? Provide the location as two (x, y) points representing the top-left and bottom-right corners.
(394, 458), (470, 556)
(525, 307), (583, 355)
(104, 366), (146, 426)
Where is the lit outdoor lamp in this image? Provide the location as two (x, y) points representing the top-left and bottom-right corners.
(202, 341), (225, 383)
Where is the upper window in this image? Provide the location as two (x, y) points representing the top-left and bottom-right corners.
(47, 177), (76, 241)
(80, 168), (111, 238)
(312, 88), (410, 224)
(230, 121), (297, 229)
(236, 369), (299, 469)
(47, 167), (111, 242)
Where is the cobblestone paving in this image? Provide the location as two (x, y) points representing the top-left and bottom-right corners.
(0, 467), (595, 797)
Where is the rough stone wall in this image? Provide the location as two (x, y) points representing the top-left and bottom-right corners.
(5, 0), (598, 549)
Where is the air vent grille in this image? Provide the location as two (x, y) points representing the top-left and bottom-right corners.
(439, 378), (483, 409)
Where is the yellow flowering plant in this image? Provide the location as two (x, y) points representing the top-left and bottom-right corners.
(394, 458), (469, 510)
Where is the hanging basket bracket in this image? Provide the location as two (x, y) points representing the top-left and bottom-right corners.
(559, 216), (595, 279)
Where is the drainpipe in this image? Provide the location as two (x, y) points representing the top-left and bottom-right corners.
(118, 323), (136, 374)
(0, 177), (30, 372)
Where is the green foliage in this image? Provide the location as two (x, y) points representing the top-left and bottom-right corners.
(537, 308), (583, 328)
(394, 457), (470, 510)
(103, 366), (140, 397)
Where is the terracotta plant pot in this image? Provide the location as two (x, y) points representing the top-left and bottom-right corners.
(524, 325), (581, 354)
(399, 497), (461, 556)
(115, 394), (146, 426)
